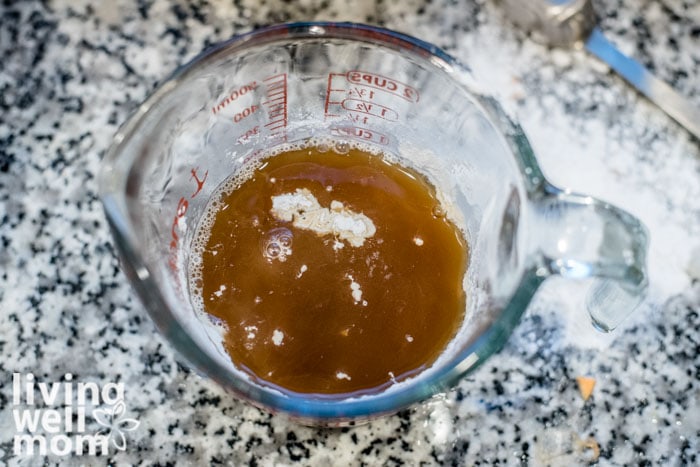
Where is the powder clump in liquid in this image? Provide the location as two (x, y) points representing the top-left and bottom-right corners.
(270, 188), (376, 247)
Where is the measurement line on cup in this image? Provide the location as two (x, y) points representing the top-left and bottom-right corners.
(262, 73), (288, 142)
(324, 73), (347, 118)
(325, 72), (417, 147)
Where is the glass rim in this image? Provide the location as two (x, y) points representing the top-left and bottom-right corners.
(99, 21), (544, 421)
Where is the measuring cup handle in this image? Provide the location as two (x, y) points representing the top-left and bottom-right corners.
(529, 183), (649, 331)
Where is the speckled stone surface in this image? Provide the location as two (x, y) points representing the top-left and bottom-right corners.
(1, 0), (699, 465)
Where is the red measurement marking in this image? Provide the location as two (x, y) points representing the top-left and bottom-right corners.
(341, 99), (399, 121)
(232, 104), (259, 123)
(332, 126), (389, 145)
(347, 86), (375, 100)
(168, 166), (208, 272)
(324, 73), (347, 119)
(236, 126), (260, 144)
(240, 148), (264, 166)
(190, 168), (208, 198)
(345, 71), (419, 103)
(347, 113), (369, 125)
(167, 197), (188, 272)
(262, 73), (288, 141)
(211, 81), (258, 114)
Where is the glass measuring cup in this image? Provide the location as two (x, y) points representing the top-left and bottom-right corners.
(99, 22), (648, 424)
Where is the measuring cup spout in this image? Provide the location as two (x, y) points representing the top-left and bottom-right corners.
(527, 183), (649, 331)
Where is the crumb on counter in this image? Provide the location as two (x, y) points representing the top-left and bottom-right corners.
(576, 376), (596, 401)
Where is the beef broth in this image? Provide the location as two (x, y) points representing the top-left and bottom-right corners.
(190, 144), (468, 395)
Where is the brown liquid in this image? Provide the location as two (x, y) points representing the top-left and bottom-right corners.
(192, 145), (468, 395)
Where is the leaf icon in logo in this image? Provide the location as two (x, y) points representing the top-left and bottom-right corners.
(92, 399), (140, 451)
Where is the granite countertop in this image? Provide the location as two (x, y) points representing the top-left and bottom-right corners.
(1, 0), (699, 465)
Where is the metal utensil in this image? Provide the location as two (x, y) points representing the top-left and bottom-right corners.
(501, 0), (700, 140)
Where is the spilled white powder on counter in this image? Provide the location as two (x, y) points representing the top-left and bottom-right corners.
(270, 188), (376, 247)
(448, 21), (700, 352)
(687, 246), (700, 281)
(462, 22), (699, 299)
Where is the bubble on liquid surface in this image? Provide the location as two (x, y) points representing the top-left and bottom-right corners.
(266, 242), (281, 257)
(432, 205), (446, 218)
(262, 227), (293, 262)
(334, 141), (350, 154)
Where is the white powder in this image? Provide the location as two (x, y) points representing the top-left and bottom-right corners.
(270, 188), (376, 247)
(213, 284), (226, 298)
(244, 325), (257, 340)
(687, 246), (700, 281)
(413, 236), (424, 246)
(270, 189), (320, 222)
(347, 275), (363, 304)
(336, 371), (351, 381)
(177, 215), (187, 232)
(461, 22), (699, 302)
(272, 329), (284, 346)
